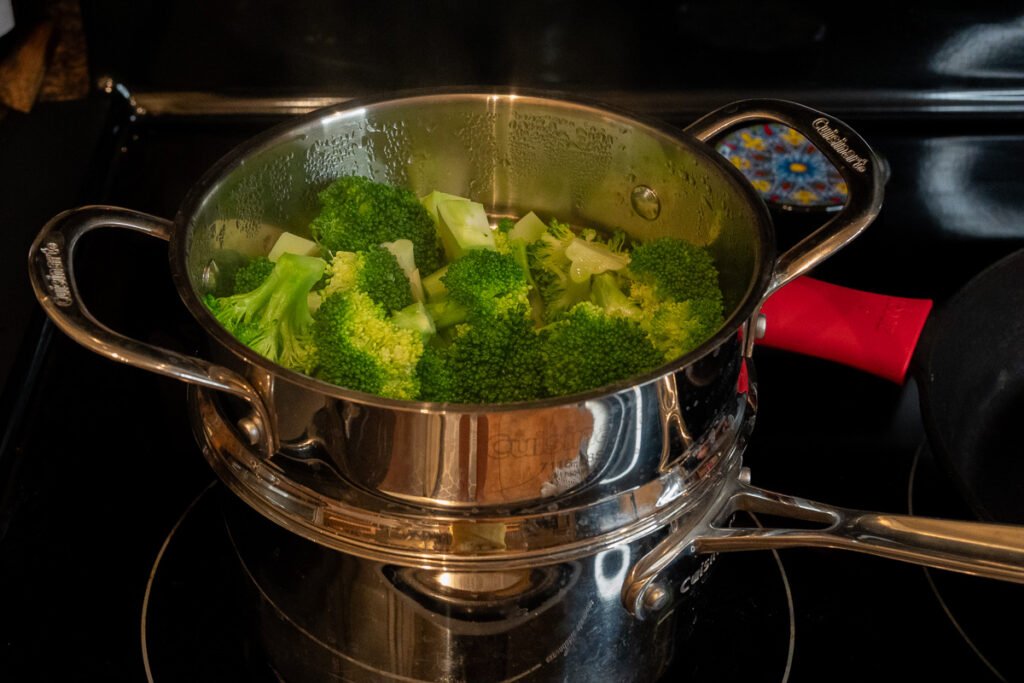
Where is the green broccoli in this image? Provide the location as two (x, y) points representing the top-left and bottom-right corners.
(497, 217), (516, 233)
(529, 219), (592, 321)
(417, 249), (545, 402)
(441, 249), (530, 316)
(204, 253), (326, 372)
(620, 237), (724, 359)
(309, 290), (423, 399)
(232, 256), (276, 294)
(539, 302), (664, 396)
(626, 237), (722, 306)
(642, 298), (724, 361)
(310, 176), (443, 273)
(590, 272), (641, 320)
(418, 303), (545, 403)
(324, 246), (413, 314)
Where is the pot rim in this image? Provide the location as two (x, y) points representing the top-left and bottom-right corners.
(169, 86), (776, 414)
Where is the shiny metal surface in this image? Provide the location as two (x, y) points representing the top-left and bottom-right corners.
(28, 91), (880, 509)
(624, 471), (1024, 620)
(127, 88), (1024, 120)
(685, 99), (884, 296)
(168, 89), (785, 508)
(190, 382), (752, 568)
(224, 493), (689, 683)
(26, 206), (275, 456)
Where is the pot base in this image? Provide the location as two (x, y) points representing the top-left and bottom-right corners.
(141, 483), (796, 683)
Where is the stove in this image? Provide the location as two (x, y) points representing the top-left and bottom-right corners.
(4, 6), (1024, 679)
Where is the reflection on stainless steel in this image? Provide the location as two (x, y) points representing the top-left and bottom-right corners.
(918, 138), (1024, 239)
(26, 206), (276, 457)
(191, 383), (753, 567)
(224, 492), (686, 683)
(932, 15), (1024, 80)
(685, 99), (883, 296)
(128, 88), (1024, 119)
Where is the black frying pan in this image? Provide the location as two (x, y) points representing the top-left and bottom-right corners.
(759, 250), (1024, 524)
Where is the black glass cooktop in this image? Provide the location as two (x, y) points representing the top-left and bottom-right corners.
(1, 92), (1023, 682)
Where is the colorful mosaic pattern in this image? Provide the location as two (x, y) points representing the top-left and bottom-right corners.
(716, 123), (847, 210)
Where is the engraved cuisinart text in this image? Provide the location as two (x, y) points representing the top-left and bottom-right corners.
(41, 241), (73, 307)
(812, 117), (869, 173)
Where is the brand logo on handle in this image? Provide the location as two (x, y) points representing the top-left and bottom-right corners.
(41, 241), (73, 307)
(812, 117), (869, 173)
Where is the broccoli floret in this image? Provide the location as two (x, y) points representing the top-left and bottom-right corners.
(442, 249), (530, 316)
(497, 217), (516, 233)
(309, 290), (423, 399)
(418, 303), (545, 403)
(323, 246), (413, 314)
(591, 272), (641, 320)
(540, 302), (663, 396)
(626, 237), (722, 306)
(232, 256), (276, 294)
(529, 219), (592, 321)
(205, 253), (326, 372)
(310, 176), (443, 273)
(417, 251), (543, 402)
(643, 298), (724, 361)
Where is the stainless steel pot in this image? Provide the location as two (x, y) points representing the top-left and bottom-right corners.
(29, 90), (1024, 682)
(29, 90), (880, 510)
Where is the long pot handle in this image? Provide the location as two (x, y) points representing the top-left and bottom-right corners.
(624, 473), (1024, 620)
(685, 99), (885, 296)
(28, 205), (276, 457)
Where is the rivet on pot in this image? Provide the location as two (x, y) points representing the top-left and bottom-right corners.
(237, 416), (263, 446)
(754, 313), (768, 340)
(641, 582), (671, 613)
(631, 185), (661, 220)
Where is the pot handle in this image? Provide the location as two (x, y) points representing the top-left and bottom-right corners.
(28, 205), (276, 457)
(685, 99), (885, 296)
(623, 473), (1024, 620)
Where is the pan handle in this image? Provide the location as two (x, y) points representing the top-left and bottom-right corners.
(685, 99), (885, 296)
(624, 473), (1024, 620)
(758, 276), (934, 383)
(28, 205), (276, 457)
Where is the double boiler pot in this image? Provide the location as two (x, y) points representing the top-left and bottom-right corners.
(28, 91), (1024, 682)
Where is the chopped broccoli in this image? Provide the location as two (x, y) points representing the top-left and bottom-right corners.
(540, 302), (663, 396)
(232, 256), (276, 294)
(441, 249), (529, 316)
(310, 176), (443, 273)
(564, 235), (630, 283)
(205, 253), (326, 372)
(209, 175), (727, 404)
(642, 298), (724, 361)
(591, 273), (641, 320)
(529, 219), (592, 321)
(627, 237), (722, 306)
(323, 246), (413, 314)
(309, 290), (423, 399)
(425, 298), (469, 330)
(418, 302), (545, 403)
(391, 301), (436, 341)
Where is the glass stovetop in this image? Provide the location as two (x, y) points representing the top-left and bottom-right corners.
(1, 93), (1023, 681)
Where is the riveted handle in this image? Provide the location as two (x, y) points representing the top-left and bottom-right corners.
(28, 205), (276, 457)
(624, 473), (1024, 620)
(686, 99), (885, 296)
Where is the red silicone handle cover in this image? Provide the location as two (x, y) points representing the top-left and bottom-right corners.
(758, 277), (934, 384)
